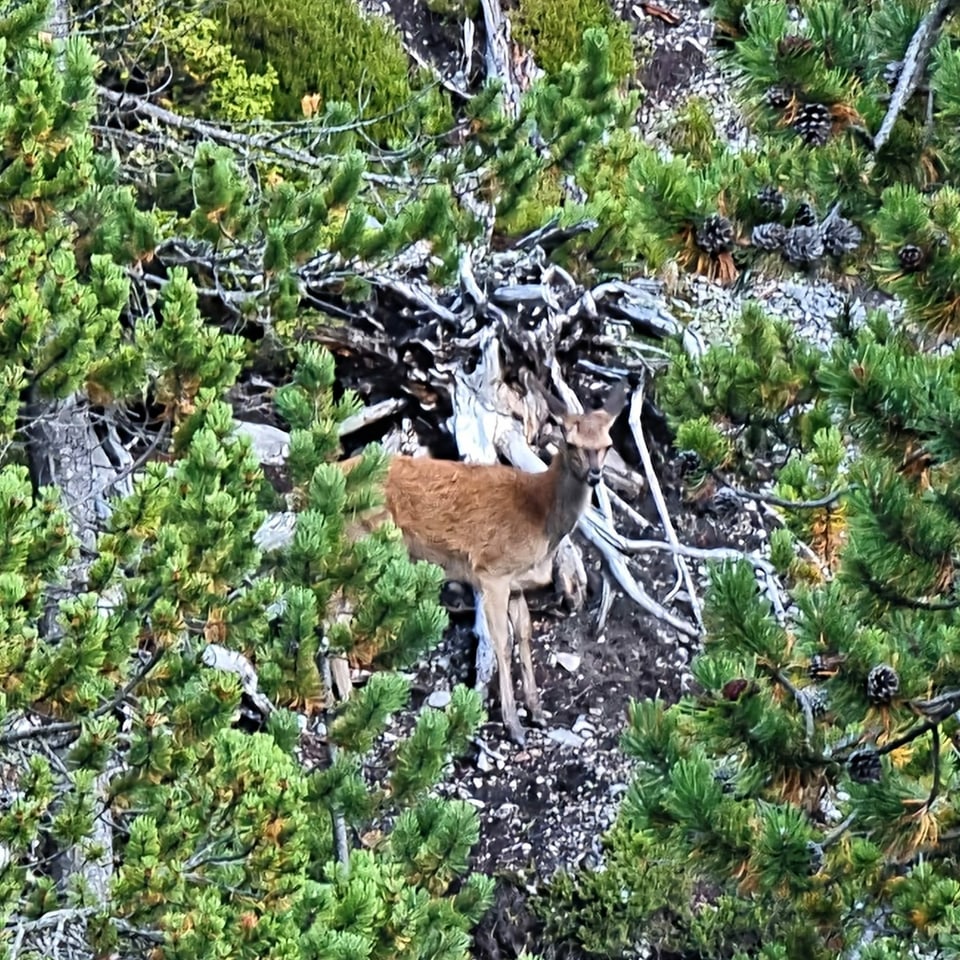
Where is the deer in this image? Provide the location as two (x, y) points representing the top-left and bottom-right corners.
(343, 377), (628, 744)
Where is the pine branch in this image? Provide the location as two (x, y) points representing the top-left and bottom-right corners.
(872, 0), (960, 153)
(926, 725), (941, 808)
(96, 87), (432, 187)
(0, 645), (165, 746)
(821, 812), (857, 849)
(5, 906), (163, 958)
(857, 569), (960, 610)
(875, 718), (939, 757)
(772, 667), (815, 746)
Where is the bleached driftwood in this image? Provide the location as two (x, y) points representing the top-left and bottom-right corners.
(201, 643), (275, 717)
(627, 388), (704, 630)
(479, 0), (526, 118)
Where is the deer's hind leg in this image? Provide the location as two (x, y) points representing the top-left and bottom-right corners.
(509, 592), (544, 727)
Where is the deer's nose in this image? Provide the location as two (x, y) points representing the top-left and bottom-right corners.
(587, 467), (602, 486)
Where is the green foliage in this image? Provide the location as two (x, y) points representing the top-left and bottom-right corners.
(488, 28), (639, 230)
(390, 688), (485, 805)
(139, 267), (249, 416)
(674, 416), (732, 472)
(1, 20), (489, 957)
(425, 0), (480, 18)
(541, 550), (960, 957)
(665, 96), (720, 164)
(0, 25), (158, 426)
(215, 0), (425, 139)
(3, 360), (485, 956)
(871, 183), (960, 334)
(549, 291), (960, 954)
(513, 0), (634, 81)
(706, 0), (960, 330)
(165, 10), (278, 121)
(579, 136), (760, 275)
(659, 302), (827, 456)
(74, 0), (277, 122)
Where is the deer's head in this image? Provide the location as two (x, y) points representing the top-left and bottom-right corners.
(532, 376), (628, 486)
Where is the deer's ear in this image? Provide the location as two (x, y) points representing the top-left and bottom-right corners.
(523, 370), (570, 419)
(602, 378), (629, 418)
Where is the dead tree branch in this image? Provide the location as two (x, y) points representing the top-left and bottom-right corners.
(872, 0), (960, 153)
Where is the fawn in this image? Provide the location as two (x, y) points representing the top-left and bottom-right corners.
(346, 377), (627, 744)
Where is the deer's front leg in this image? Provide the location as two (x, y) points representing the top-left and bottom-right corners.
(481, 577), (525, 745)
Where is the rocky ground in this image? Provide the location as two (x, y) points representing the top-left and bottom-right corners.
(352, 1), (869, 957)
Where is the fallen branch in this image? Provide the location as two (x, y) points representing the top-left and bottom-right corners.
(97, 87), (428, 187)
(711, 470), (852, 510)
(201, 643), (275, 717)
(579, 509), (700, 638)
(628, 386), (704, 630)
(589, 517), (789, 626)
(479, 0), (526, 118)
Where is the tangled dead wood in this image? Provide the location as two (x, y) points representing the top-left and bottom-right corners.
(243, 231), (769, 702)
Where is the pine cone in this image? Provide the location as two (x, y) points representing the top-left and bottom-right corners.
(757, 185), (786, 217)
(822, 217), (862, 256)
(676, 449), (701, 476)
(722, 677), (752, 701)
(782, 225), (824, 266)
(765, 86), (792, 110)
(778, 35), (814, 57)
(695, 214), (735, 255)
(804, 686), (830, 718)
(866, 664), (900, 704)
(710, 486), (743, 519)
(806, 841), (825, 875)
(793, 201), (818, 226)
(898, 244), (925, 271)
(883, 60), (903, 87)
(752, 222), (787, 251)
(793, 103), (832, 146)
(848, 748), (882, 784)
(808, 653), (842, 680)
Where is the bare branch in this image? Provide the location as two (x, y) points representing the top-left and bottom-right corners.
(872, 0), (960, 153)
(628, 387), (704, 630)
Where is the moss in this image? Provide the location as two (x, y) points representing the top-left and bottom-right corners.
(425, 0), (480, 19)
(513, 0), (635, 80)
(215, 0), (416, 139)
(170, 14), (278, 122)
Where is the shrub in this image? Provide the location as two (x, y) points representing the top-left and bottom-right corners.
(216, 0), (416, 138)
(512, 0), (635, 81)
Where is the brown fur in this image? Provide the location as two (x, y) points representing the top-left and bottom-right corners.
(346, 380), (627, 743)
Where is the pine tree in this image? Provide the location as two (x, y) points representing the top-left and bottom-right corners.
(703, 0), (960, 331)
(0, 8), (493, 957)
(543, 284), (960, 955)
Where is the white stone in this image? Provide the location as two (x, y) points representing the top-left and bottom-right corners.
(555, 651), (582, 673)
(426, 690), (452, 709)
(547, 728), (585, 749)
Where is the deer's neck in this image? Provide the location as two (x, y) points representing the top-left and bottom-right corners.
(544, 448), (592, 552)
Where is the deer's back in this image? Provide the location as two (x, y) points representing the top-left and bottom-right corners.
(385, 455), (554, 584)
